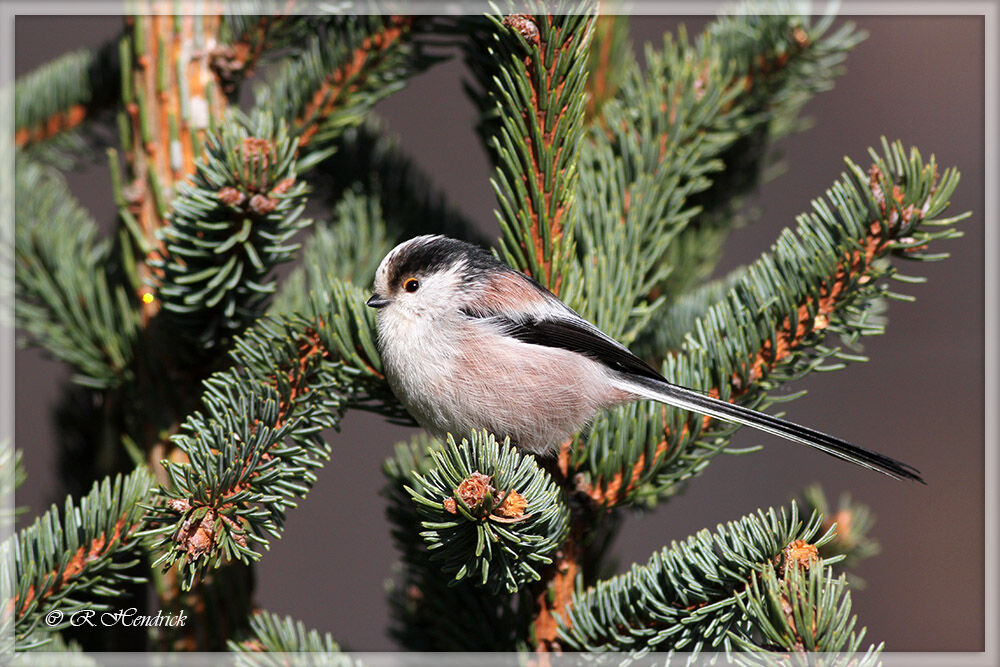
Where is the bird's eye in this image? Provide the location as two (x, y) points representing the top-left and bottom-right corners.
(403, 278), (420, 293)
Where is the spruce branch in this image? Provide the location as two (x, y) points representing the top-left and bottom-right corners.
(152, 112), (311, 353)
(572, 12), (861, 338)
(729, 563), (880, 663)
(799, 485), (879, 588)
(14, 156), (141, 389)
(142, 330), (346, 589)
(143, 274), (392, 589)
(463, 6), (596, 294)
(228, 610), (345, 659)
(1, 468), (153, 650)
(659, 11), (866, 299)
(572, 140), (965, 508)
(255, 15), (438, 168)
(14, 39), (121, 150)
(557, 502), (872, 655)
(569, 26), (744, 332)
(383, 437), (524, 651)
(403, 430), (570, 594)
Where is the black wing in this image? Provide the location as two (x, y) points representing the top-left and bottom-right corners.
(462, 308), (665, 382)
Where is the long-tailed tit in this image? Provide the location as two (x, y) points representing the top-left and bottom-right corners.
(367, 235), (922, 482)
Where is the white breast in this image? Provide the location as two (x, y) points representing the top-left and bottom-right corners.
(377, 307), (464, 436)
(377, 310), (630, 454)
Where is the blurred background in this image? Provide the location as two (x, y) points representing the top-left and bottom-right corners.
(13, 11), (986, 653)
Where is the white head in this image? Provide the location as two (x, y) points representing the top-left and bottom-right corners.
(368, 235), (567, 325)
(368, 235), (502, 321)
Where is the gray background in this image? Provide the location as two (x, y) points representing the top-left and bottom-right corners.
(13, 13), (986, 652)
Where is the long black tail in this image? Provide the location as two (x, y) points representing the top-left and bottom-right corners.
(615, 375), (924, 483)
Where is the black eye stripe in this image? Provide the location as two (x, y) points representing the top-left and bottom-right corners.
(386, 236), (508, 288)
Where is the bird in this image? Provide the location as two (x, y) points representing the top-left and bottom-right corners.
(366, 234), (923, 482)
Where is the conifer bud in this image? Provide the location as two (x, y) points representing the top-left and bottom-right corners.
(782, 539), (819, 572)
(455, 471), (495, 515)
(495, 490), (527, 519)
(503, 14), (540, 46)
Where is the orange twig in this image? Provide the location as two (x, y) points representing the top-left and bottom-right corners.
(295, 16), (413, 147)
(7, 517), (133, 622)
(14, 104), (89, 148)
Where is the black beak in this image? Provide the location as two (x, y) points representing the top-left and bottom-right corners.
(366, 294), (391, 309)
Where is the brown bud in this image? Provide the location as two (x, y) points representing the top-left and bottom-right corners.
(830, 509), (856, 548)
(241, 137), (273, 156)
(455, 471), (494, 513)
(494, 489), (527, 519)
(503, 14), (540, 46)
(240, 138), (275, 189)
(792, 25), (810, 49)
(249, 194), (278, 215)
(443, 498), (457, 514)
(176, 509), (216, 559)
(782, 539), (819, 572)
(812, 313), (829, 331)
(271, 177), (296, 196)
(218, 186), (245, 207)
(168, 498), (192, 513)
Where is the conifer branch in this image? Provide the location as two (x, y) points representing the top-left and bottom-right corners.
(729, 564), (879, 662)
(255, 15), (437, 168)
(464, 6), (596, 294)
(403, 430), (570, 594)
(524, 16), (866, 647)
(152, 112), (310, 353)
(660, 11), (866, 299)
(383, 437), (523, 651)
(1, 469), (153, 649)
(14, 40), (121, 149)
(575, 140), (965, 507)
(142, 276), (391, 589)
(228, 610), (344, 656)
(569, 30), (741, 330)
(572, 13), (861, 336)
(14, 156), (141, 389)
(557, 502), (875, 655)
